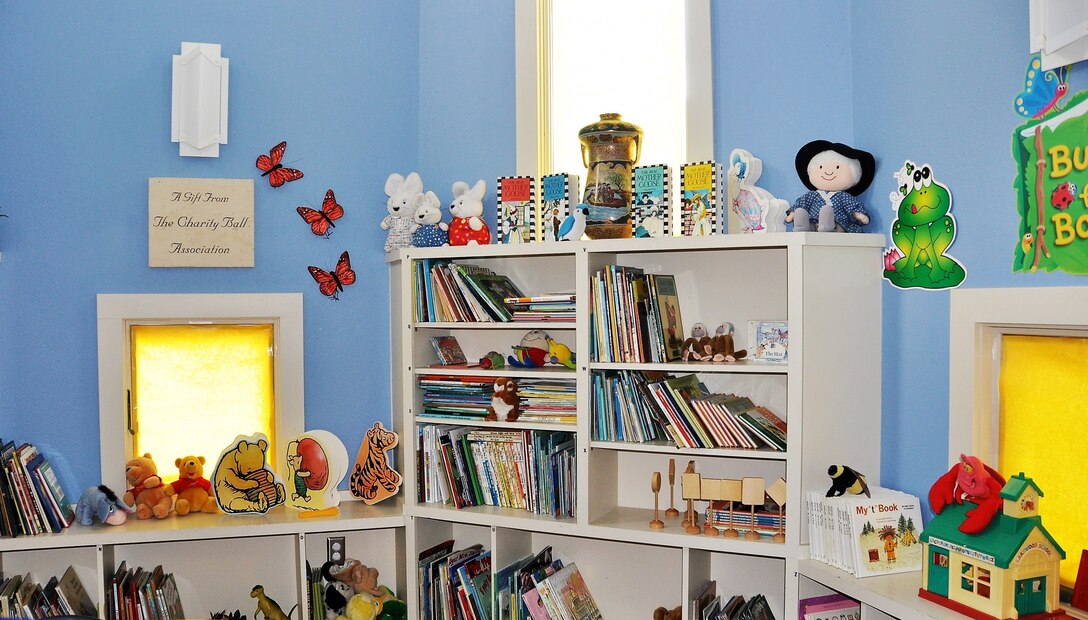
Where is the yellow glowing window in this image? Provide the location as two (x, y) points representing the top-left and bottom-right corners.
(1000, 334), (1088, 587)
(130, 324), (275, 484)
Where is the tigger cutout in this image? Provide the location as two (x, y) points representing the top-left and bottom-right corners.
(349, 421), (402, 504)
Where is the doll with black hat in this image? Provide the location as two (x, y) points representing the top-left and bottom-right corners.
(785, 140), (875, 233)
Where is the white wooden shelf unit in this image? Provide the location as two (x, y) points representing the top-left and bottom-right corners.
(390, 233), (885, 619)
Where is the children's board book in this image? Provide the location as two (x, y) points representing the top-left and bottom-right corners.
(497, 176), (535, 244)
(540, 173), (579, 242)
(652, 274), (685, 362)
(631, 164), (671, 237)
(680, 161), (721, 236)
(847, 488), (923, 578)
(747, 320), (788, 362)
(430, 335), (468, 366)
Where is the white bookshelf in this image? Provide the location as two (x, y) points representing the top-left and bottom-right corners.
(391, 233), (886, 619)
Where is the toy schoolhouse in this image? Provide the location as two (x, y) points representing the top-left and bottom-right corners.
(919, 473), (1065, 619)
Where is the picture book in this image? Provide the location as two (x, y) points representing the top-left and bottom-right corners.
(430, 336), (468, 366)
(540, 173), (579, 242)
(748, 320), (788, 362)
(680, 161), (722, 236)
(847, 488), (924, 578)
(735, 407), (787, 451)
(540, 562), (603, 620)
(497, 176), (536, 244)
(631, 164), (671, 237)
(652, 274), (685, 361)
(799, 593), (860, 620)
(460, 272), (526, 322)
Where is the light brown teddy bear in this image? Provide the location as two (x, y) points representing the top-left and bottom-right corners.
(123, 454), (173, 519)
(653, 605), (682, 620)
(171, 455), (218, 516)
(212, 438), (286, 514)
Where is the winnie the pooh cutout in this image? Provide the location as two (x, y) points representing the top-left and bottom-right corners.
(349, 422), (402, 505)
(284, 430), (348, 511)
(211, 433), (286, 514)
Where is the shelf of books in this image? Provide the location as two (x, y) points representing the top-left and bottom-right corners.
(392, 233), (885, 619)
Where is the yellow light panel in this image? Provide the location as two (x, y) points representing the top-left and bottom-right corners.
(131, 324), (275, 483)
(1000, 334), (1088, 587)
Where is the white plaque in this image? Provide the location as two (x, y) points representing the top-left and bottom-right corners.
(149, 178), (254, 267)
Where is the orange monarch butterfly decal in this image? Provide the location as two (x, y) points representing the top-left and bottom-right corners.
(255, 140), (304, 187)
(349, 421), (402, 505)
(308, 251), (356, 300)
(297, 189), (344, 238)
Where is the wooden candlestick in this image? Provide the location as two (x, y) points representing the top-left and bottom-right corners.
(649, 472), (664, 529)
(665, 458), (679, 518)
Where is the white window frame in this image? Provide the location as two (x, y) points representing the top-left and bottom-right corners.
(96, 293), (305, 493)
(515, 0), (714, 179)
(948, 286), (1088, 465)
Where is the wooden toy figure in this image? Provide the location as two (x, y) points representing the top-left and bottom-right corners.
(741, 477), (765, 541)
(649, 471), (664, 530)
(665, 458), (680, 518)
(699, 478), (721, 537)
(681, 461), (702, 535)
(718, 479), (743, 539)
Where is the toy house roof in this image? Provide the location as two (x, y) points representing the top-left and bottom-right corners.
(920, 502), (1065, 568)
(1000, 473), (1044, 501)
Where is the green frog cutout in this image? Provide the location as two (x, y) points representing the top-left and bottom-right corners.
(883, 161), (966, 289)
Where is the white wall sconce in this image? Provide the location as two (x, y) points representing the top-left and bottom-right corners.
(172, 42), (229, 157)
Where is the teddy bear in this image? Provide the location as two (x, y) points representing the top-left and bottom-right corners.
(485, 377), (520, 422)
(212, 437), (286, 514)
(727, 148), (788, 233)
(382, 172), (423, 253)
(447, 180), (491, 246)
(123, 453), (173, 519)
(653, 605), (682, 620)
(409, 190), (448, 247)
(785, 140), (876, 233)
(170, 455), (218, 516)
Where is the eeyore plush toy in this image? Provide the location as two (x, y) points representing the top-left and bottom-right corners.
(75, 485), (136, 526)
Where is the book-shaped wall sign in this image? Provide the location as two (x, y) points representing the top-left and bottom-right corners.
(349, 421), (403, 505)
(496, 176), (536, 244)
(284, 430), (349, 511)
(540, 173), (580, 242)
(680, 161), (722, 236)
(210, 433), (286, 514)
(631, 164), (671, 237)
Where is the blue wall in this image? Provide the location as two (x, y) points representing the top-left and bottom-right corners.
(2, 2), (1084, 510)
(0, 2), (420, 492)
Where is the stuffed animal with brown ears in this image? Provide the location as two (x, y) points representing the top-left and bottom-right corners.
(485, 377), (520, 422)
(710, 322), (747, 363)
(653, 606), (682, 620)
(681, 323), (713, 361)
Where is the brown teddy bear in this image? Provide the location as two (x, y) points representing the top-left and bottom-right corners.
(330, 558), (383, 597)
(212, 437), (286, 514)
(123, 453), (173, 519)
(171, 455), (218, 516)
(653, 606), (682, 620)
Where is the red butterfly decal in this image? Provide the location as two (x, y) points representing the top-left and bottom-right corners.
(297, 189), (344, 238)
(255, 141), (304, 187)
(308, 251), (356, 300)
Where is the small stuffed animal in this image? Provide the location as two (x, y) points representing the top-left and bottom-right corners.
(321, 561), (355, 620)
(786, 140), (875, 233)
(330, 559), (383, 597)
(124, 453), (173, 519)
(710, 322), (747, 363)
(485, 377), (520, 422)
(826, 465), (871, 498)
(507, 329), (551, 368)
(75, 485), (135, 526)
(382, 172), (422, 253)
(410, 191), (448, 247)
(546, 337), (576, 369)
(558, 204), (588, 241)
(653, 606), (682, 620)
(171, 455), (218, 516)
(478, 351), (505, 369)
(681, 323), (713, 361)
(727, 148), (788, 233)
(447, 180), (491, 246)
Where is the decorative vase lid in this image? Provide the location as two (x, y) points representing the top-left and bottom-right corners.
(578, 113), (643, 144)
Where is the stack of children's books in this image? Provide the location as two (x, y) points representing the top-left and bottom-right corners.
(1, 566), (97, 619)
(797, 593), (860, 620)
(690, 580), (777, 620)
(1, 438), (74, 537)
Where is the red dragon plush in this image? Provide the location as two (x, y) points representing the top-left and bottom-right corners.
(928, 454), (1006, 534)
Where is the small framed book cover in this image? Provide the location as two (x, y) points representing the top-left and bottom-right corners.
(631, 164), (671, 237)
(430, 335), (468, 365)
(747, 320), (788, 362)
(679, 161), (722, 236)
(497, 176), (536, 244)
(539, 173), (579, 242)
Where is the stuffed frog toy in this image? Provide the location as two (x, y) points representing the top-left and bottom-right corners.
(884, 161), (966, 289)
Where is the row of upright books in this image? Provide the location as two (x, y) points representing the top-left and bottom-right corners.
(590, 265), (685, 363)
(418, 540), (492, 620)
(415, 260), (527, 323)
(1, 438), (74, 537)
(1, 566), (96, 619)
(418, 425), (576, 518)
(591, 371), (787, 451)
(106, 562), (185, 620)
(805, 487), (923, 578)
(419, 375), (577, 423)
(690, 579), (777, 620)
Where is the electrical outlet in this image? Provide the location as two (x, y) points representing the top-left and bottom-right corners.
(327, 536), (346, 564)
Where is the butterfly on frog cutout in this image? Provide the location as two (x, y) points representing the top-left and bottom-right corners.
(297, 189), (344, 238)
(308, 250), (356, 300)
(255, 141), (304, 187)
(1015, 53), (1069, 119)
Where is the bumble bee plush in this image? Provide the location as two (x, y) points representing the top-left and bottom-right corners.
(826, 465), (871, 498)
